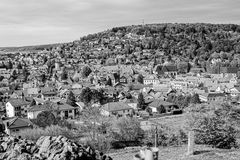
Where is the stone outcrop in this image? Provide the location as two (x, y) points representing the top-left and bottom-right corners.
(0, 135), (112, 160)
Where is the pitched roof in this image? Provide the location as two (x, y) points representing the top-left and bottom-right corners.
(162, 65), (177, 72)
(149, 99), (175, 108)
(102, 102), (132, 112)
(5, 117), (33, 129)
(122, 97), (138, 104)
(8, 98), (30, 107)
(207, 93), (226, 98)
(28, 102), (75, 112)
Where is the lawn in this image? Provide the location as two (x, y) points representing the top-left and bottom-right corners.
(108, 145), (240, 160)
(109, 114), (240, 160)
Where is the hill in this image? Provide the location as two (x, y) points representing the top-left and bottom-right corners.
(0, 43), (60, 53)
(2, 23), (240, 69)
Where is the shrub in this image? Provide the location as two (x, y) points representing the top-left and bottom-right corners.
(186, 103), (239, 149)
(110, 117), (144, 142)
(32, 111), (58, 128)
(81, 134), (113, 152)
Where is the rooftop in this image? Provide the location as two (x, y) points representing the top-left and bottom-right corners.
(102, 102), (132, 112)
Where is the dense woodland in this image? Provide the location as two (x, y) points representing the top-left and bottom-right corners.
(1, 23), (240, 71)
(80, 23), (240, 62)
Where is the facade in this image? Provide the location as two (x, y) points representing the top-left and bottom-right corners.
(0, 68), (11, 78)
(143, 75), (160, 85)
(6, 99), (30, 118)
(148, 100), (178, 113)
(27, 102), (77, 119)
(207, 93), (226, 102)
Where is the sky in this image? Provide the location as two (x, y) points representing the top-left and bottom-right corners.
(0, 0), (240, 47)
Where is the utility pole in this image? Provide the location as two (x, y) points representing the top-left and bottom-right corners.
(155, 126), (158, 147)
(142, 19), (145, 26)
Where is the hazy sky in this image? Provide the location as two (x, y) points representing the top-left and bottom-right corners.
(0, 0), (240, 47)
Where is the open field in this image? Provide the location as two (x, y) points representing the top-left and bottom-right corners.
(110, 114), (240, 160)
(108, 145), (240, 160)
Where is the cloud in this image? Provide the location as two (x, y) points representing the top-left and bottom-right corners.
(0, 0), (239, 47)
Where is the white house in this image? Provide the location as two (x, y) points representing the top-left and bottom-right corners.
(6, 99), (30, 118)
(229, 87), (240, 97)
(101, 102), (134, 116)
(143, 75), (160, 85)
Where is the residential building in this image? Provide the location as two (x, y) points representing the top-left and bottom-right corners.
(148, 99), (178, 113)
(101, 102), (134, 116)
(3, 117), (33, 135)
(27, 102), (77, 119)
(6, 99), (30, 118)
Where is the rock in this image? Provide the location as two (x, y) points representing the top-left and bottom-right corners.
(0, 135), (112, 160)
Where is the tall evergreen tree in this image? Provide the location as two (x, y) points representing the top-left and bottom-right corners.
(66, 91), (76, 107)
(190, 93), (201, 104)
(137, 92), (145, 110)
(29, 99), (37, 107)
(106, 77), (112, 86)
(80, 87), (92, 106)
(137, 74), (144, 84)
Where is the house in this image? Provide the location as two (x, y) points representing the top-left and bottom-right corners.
(143, 75), (160, 85)
(0, 68), (11, 78)
(59, 89), (70, 99)
(41, 91), (57, 101)
(198, 93), (209, 102)
(26, 88), (40, 97)
(72, 83), (83, 89)
(220, 67), (238, 76)
(119, 75), (128, 84)
(27, 102), (77, 119)
(154, 65), (177, 76)
(6, 99), (30, 118)
(229, 87), (240, 97)
(3, 117), (33, 135)
(189, 68), (205, 74)
(101, 102), (134, 116)
(207, 93), (226, 102)
(121, 97), (138, 110)
(162, 65), (178, 76)
(170, 80), (189, 90)
(148, 99), (178, 113)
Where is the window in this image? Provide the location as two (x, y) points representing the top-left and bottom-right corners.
(69, 110), (72, 113)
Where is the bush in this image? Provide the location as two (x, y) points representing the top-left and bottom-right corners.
(79, 134), (113, 152)
(32, 111), (58, 128)
(110, 117), (144, 142)
(143, 125), (187, 147)
(14, 125), (75, 141)
(186, 103), (239, 149)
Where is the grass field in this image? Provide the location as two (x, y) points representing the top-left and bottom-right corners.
(109, 114), (240, 160)
(108, 145), (240, 160)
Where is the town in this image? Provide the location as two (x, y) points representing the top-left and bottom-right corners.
(1, 23), (240, 159)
